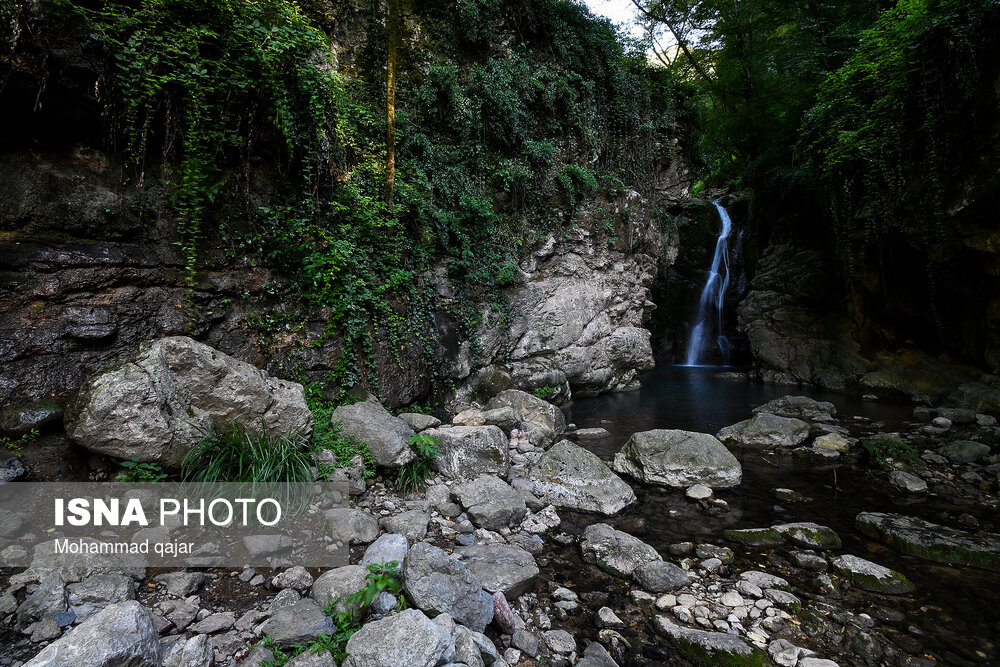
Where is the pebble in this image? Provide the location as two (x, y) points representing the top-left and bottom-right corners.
(655, 594), (677, 610)
(596, 606), (625, 629)
(686, 484), (713, 500)
(720, 591), (744, 607)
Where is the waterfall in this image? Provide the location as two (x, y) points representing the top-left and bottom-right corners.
(684, 200), (734, 366)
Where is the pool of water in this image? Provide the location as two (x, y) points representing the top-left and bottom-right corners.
(562, 365), (999, 664)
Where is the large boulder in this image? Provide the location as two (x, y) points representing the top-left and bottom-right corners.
(830, 554), (915, 594)
(331, 393), (415, 468)
(485, 390), (566, 439)
(580, 523), (661, 577)
(654, 616), (770, 666)
(64, 337), (313, 464)
(260, 599), (335, 645)
(856, 512), (1000, 571)
(753, 395), (836, 421)
(525, 440), (636, 515)
(343, 608), (452, 667)
(422, 426), (510, 480)
(455, 544), (540, 598)
(24, 600), (161, 667)
(324, 508), (380, 545)
(402, 543), (494, 632)
(613, 429), (742, 489)
(453, 475), (527, 530)
(716, 413), (810, 449)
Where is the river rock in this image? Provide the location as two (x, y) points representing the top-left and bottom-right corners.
(422, 426), (510, 480)
(581, 523), (661, 577)
(724, 527), (785, 547)
(380, 509), (429, 543)
(856, 512), (1000, 570)
(324, 508), (379, 544)
(163, 634), (214, 667)
(888, 470), (927, 494)
(66, 574), (137, 621)
(344, 608), (452, 667)
(772, 522), (842, 550)
(613, 429), (742, 488)
(16, 571), (66, 627)
(454, 475), (527, 530)
(939, 440), (991, 463)
(716, 413), (811, 449)
(455, 544), (539, 598)
(632, 560), (690, 593)
(64, 336), (313, 464)
(486, 390), (566, 441)
(754, 395), (837, 421)
(402, 542), (494, 632)
(331, 392), (415, 468)
(654, 616), (769, 666)
(814, 433), (851, 453)
(261, 599), (335, 645)
(272, 566), (313, 592)
(362, 534), (409, 570)
(525, 440), (636, 515)
(398, 413), (441, 432)
(830, 554), (915, 594)
(0, 399), (63, 436)
(311, 565), (368, 614)
(24, 600), (160, 667)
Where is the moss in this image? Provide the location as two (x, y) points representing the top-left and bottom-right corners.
(724, 528), (785, 547)
(855, 519), (1000, 571)
(672, 636), (773, 667)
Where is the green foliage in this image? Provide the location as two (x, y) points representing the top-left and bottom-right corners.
(860, 436), (919, 465)
(337, 561), (405, 613)
(116, 460), (168, 482)
(0, 427), (39, 454)
(260, 634), (343, 667)
(181, 418), (315, 484)
(307, 396), (376, 479)
(530, 385), (559, 400)
(396, 434), (441, 493)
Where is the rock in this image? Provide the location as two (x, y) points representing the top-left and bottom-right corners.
(362, 534), (409, 570)
(856, 512), (1000, 570)
(30, 617), (62, 643)
(613, 429), (742, 489)
(654, 616), (770, 666)
(632, 561), (690, 593)
(311, 565), (368, 614)
(716, 413), (811, 449)
(153, 571), (208, 598)
(512, 628), (539, 656)
(686, 484), (713, 500)
(739, 571), (789, 591)
(239, 645), (276, 666)
(24, 600), (160, 667)
(16, 571), (67, 627)
(798, 659), (840, 667)
(380, 509), (429, 543)
(492, 591), (516, 634)
(597, 606), (624, 629)
(525, 440), (636, 515)
(190, 611), (235, 634)
(772, 522), (842, 550)
(272, 566), (313, 592)
(454, 408), (486, 426)
(454, 476), (527, 531)
(64, 336), (312, 464)
(422, 426), (510, 480)
(243, 535), (294, 560)
(66, 574), (137, 620)
(331, 392), (415, 468)
(0, 456), (28, 483)
(581, 523), (661, 577)
(402, 542), (494, 632)
(455, 544), (539, 598)
(724, 528), (785, 547)
(889, 470), (928, 494)
(831, 554), (915, 594)
(483, 406), (519, 432)
(575, 427), (610, 439)
(324, 508), (380, 545)
(937, 408), (976, 423)
(578, 641), (619, 667)
(369, 591), (397, 617)
(486, 390), (566, 440)
(0, 399), (63, 436)
(814, 433), (851, 453)
(939, 440), (991, 463)
(931, 416), (952, 429)
(753, 396), (836, 421)
(767, 639), (816, 667)
(521, 505), (561, 534)
(286, 650), (336, 667)
(260, 599), (335, 645)
(398, 413), (441, 432)
(344, 608), (452, 667)
(163, 634), (214, 667)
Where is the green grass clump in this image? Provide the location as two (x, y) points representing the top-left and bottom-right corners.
(396, 434), (441, 493)
(181, 418), (314, 485)
(116, 460), (168, 482)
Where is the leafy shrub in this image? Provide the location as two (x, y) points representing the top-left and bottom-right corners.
(0, 427), (38, 454)
(116, 460), (168, 483)
(530, 385), (559, 400)
(860, 437), (919, 465)
(396, 434), (441, 493)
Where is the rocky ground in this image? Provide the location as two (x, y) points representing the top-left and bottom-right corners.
(2, 342), (1000, 666)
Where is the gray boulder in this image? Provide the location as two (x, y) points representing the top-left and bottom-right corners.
(454, 476), (528, 530)
(525, 440), (636, 515)
(65, 336), (312, 465)
(422, 426), (510, 480)
(455, 544), (540, 598)
(163, 634), (213, 667)
(311, 565), (368, 614)
(402, 543), (494, 632)
(754, 395), (836, 421)
(856, 512), (1000, 571)
(939, 440), (990, 463)
(362, 534), (409, 570)
(716, 413), (810, 449)
(331, 393), (415, 468)
(380, 509), (429, 543)
(486, 390), (566, 440)
(260, 599), (335, 645)
(344, 608), (452, 667)
(24, 600), (160, 667)
(67, 574), (137, 621)
(632, 560), (690, 593)
(612, 429), (742, 489)
(772, 522), (842, 550)
(324, 508), (380, 545)
(830, 554), (915, 594)
(889, 470), (927, 494)
(398, 413), (441, 432)
(16, 571), (66, 627)
(580, 523), (661, 577)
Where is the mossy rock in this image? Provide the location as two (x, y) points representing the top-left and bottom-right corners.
(724, 528), (785, 547)
(772, 522), (842, 550)
(856, 512), (1000, 571)
(831, 554), (915, 594)
(654, 616), (773, 667)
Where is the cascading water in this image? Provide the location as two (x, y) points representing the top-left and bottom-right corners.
(684, 199), (734, 366)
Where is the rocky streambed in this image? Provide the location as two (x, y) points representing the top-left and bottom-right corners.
(1, 343), (999, 667)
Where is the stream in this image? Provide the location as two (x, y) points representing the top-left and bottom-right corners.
(559, 365), (1000, 665)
